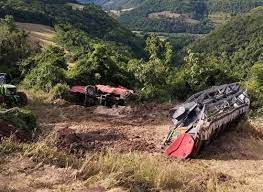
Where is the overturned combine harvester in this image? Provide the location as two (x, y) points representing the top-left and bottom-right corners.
(69, 84), (134, 107)
(163, 83), (250, 159)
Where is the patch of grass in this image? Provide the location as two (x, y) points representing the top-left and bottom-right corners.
(78, 152), (215, 191)
(18, 87), (52, 106)
(0, 139), (233, 191)
(0, 139), (80, 168)
(0, 139), (23, 156)
(23, 142), (80, 168)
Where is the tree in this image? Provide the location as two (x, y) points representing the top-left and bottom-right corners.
(68, 43), (129, 86)
(0, 15), (31, 79)
(128, 35), (174, 101)
(145, 34), (163, 60)
(170, 49), (237, 99)
(22, 46), (67, 92)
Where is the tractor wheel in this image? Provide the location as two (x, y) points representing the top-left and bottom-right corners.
(17, 92), (28, 107)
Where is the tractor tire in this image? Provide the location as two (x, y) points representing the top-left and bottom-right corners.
(17, 92), (28, 107)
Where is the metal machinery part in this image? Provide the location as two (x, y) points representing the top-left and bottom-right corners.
(69, 85), (134, 107)
(163, 83), (250, 159)
(0, 73), (28, 108)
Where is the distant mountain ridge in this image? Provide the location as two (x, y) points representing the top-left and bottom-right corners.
(78, 0), (263, 34)
(77, 0), (144, 10)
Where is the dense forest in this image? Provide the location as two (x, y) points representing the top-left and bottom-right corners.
(191, 7), (263, 80)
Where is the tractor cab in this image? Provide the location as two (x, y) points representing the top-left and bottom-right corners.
(0, 73), (17, 96)
(0, 73), (11, 84)
(0, 73), (27, 108)
(0, 73), (6, 84)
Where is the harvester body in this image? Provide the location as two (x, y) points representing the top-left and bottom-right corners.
(69, 84), (134, 107)
(164, 83), (250, 159)
(0, 73), (27, 108)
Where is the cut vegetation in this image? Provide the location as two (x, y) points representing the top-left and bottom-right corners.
(16, 22), (56, 46)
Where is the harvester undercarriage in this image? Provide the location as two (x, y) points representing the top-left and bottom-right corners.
(163, 83), (250, 159)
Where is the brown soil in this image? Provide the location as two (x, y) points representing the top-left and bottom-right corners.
(1, 103), (263, 191)
(31, 104), (171, 154)
(0, 121), (31, 141)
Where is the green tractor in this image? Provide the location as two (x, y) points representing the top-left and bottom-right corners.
(0, 73), (28, 108)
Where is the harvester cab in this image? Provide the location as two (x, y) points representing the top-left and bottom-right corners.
(0, 73), (28, 108)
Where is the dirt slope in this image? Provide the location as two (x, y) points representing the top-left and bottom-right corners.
(1, 102), (263, 191)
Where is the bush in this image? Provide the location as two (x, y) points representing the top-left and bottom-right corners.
(50, 83), (70, 100)
(23, 63), (66, 92)
(138, 85), (172, 102)
(67, 43), (129, 86)
(2, 108), (37, 133)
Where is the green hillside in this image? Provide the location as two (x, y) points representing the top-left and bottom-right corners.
(117, 0), (263, 34)
(0, 0), (144, 56)
(190, 6), (263, 79)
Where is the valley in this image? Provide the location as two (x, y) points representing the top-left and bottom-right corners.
(0, 0), (263, 191)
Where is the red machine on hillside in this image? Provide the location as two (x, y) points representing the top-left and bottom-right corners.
(69, 84), (134, 107)
(163, 83), (250, 159)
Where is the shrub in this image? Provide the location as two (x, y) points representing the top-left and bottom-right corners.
(50, 83), (70, 100)
(23, 63), (66, 92)
(22, 46), (67, 92)
(138, 85), (172, 102)
(2, 108), (37, 133)
(67, 43), (129, 86)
